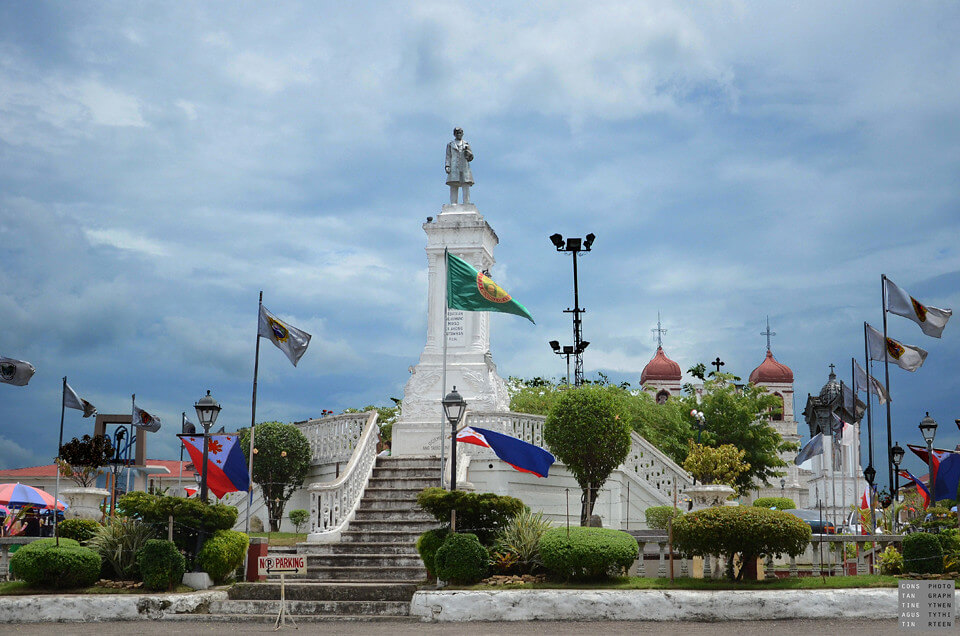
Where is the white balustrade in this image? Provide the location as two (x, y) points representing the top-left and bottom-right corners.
(307, 411), (380, 543)
(297, 412), (370, 466)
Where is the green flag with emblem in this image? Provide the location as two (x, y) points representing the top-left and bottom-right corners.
(446, 250), (534, 324)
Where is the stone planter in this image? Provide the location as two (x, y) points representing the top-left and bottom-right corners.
(685, 484), (735, 511)
(60, 487), (109, 521)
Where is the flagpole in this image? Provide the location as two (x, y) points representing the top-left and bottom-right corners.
(54, 376), (66, 546)
(862, 323), (876, 533)
(439, 249), (449, 488)
(881, 274), (894, 494)
(179, 412), (185, 495)
(127, 395), (134, 496)
(246, 291), (263, 535)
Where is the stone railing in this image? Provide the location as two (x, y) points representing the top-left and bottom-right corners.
(620, 431), (693, 503)
(297, 412), (370, 466)
(463, 411), (546, 447)
(306, 411), (379, 543)
(625, 530), (901, 579)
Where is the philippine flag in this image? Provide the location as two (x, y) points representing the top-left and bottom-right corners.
(456, 426), (555, 478)
(181, 434), (250, 498)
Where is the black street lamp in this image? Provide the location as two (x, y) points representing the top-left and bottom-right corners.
(442, 387), (466, 493)
(549, 232), (594, 386)
(891, 441), (904, 534)
(919, 412), (938, 497)
(780, 477), (786, 498)
(194, 390), (221, 504)
(690, 409), (705, 444)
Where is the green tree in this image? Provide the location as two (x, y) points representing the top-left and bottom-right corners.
(680, 373), (792, 496)
(239, 422), (311, 532)
(507, 376), (567, 416)
(343, 400), (400, 444)
(624, 390), (692, 465)
(543, 385), (631, 525)
(682, 442), (749, 486)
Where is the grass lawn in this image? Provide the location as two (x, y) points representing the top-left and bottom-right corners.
(248, 532), (307, 547)
(466, 575), (900, 591)
(0, 581), (195, 596)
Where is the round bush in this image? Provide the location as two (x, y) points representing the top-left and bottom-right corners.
(433, 532), (488, 584)
(58, 519), (102, 543)
(196, 530), (249, 584)
(902, 532), (944, 575)
(137, 539), (186, 591)
(416, 527), (449, 579)
(752, 497), (795, 510)
(673, 506), (810, 580)
(645, 506), (680, 530)
(538, 527), (638, 581)
(879, 545), (904, 575)
(416, 488), (524, 545)
(9, 538), (101, 589)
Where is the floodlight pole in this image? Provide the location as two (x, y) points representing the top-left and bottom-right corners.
(550, 233), (594, 387)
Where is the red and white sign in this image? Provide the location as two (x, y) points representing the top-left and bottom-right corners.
(258, 555), (306, 576)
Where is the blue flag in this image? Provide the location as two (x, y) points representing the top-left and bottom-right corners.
(456, 426), (555, 478)
(932, 453), (960, 503)
(794, 433), (824, 466)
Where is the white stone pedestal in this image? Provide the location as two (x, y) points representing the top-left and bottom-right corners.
(60, 487), (109, 521)
(392, 204), (511, 456)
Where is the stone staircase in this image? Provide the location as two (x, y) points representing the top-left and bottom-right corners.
(204, 455), (441, 622)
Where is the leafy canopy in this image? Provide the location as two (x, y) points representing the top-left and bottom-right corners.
(682, 442), (749, 487)
(239, 421), (311, 532)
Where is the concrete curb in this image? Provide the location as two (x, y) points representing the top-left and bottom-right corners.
(0, 590), (228, 623)
(410, 589), (906, 622)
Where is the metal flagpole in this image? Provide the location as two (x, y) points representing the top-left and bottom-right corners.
(178, 412), (185, 494)
(127, 395), (135, 495)
(439, 249), (449, 488)
(863, 323), (876, 533)
(54, 376), (66, 545)
(881, 274), (894, 495)
(246, 291), (263, 535)
(829, 427), (837, 529)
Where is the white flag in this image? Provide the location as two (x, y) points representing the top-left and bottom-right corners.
(832, 413), (856, 446)
(865, 323), (927, 372)
(258, 305), (311, 367)
(884, 277), (951, 338)
(132, 405), (162, 433)
(0, 357), (35, 386)
(64, 383), (97, 417)
(853, 359), (889, 405)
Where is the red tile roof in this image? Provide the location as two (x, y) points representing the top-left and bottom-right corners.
(0, 460), (195, 480)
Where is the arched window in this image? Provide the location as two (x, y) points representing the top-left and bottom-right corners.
(771, 393), (784, 421)
(656, 390), (670, 405)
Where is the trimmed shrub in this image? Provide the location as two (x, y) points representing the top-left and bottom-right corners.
(495, 509), (552, 575)
(416, 528), (449, 579)
(433, 532), (488, 584)
(902, 532), (944, 575)
(137, 539), (186, 591)
(288, 509), (309, 533)
(58, 519), (102, 544)
(197, 530), (249, 584)
(9, 538), (101, 588)
(538, 527), (638, 581)
(88, 517), (157, 580)
(673, 506), (810, 581)
(878, 545), (904, 575)
(416, 488), (524, 545)
(645, 506), (681, 530)
(752, 497), (795, 510)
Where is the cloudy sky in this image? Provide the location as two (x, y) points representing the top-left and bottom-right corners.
(1, 2), (958, 490)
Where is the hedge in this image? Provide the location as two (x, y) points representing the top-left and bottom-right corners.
(416, 488), (524, 545)
(196, 529), (249, 584)
(9, 538), (101, 589)
(538, 527), (638, 581)
(137, 539), (186, 591)
(645, 506), (681, 530)
(673, 506), (810, 580)
(752, 497), (795, 510)
(433, 532), (488, 584)
(902, 532), (944, 575)
(58, 519), (102, 544)
(416, 528), (449, 579)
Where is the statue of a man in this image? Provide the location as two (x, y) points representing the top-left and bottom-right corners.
(445, 127), (474, 204)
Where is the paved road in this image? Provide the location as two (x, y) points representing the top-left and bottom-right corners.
(0, 619), (904, 635)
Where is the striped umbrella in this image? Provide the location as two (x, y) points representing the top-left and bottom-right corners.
(0, 483), (67, 511)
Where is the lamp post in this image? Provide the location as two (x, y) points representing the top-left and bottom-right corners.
(194, 390), (222, 504)
(690, 410), (705, 444)
(780, 477), (786, 498)
(864, 464), (876, 534)
(549, 341), (589, 386)
(442, 387), (466, 492)
(919, 412), (938, 499)
(549, 232), (594, 387)
(891, 441), (904, 534)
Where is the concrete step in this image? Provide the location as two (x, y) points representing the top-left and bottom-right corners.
(366, 477), (437, 489)
(303, 566), (426, 582)
(376, 456), (440, 469)
(230, 581), (417, 602)
(164, 614), (418, 624)
(302, 542), (419, 556)
(209, 599), (410, 616)
(363, 487), (430, 499)
(340, 529), (427, 543)
(348, 518), (438, 532)
(306, 553), (423, 568)
(352, 509), (434, 522)
(357, 497), (425, 511)
(372, 467), (441, 480)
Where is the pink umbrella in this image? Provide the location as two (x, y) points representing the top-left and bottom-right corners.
(0, 483), (67, 511)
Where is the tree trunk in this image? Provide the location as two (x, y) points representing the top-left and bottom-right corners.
(580, 482), (598, 526)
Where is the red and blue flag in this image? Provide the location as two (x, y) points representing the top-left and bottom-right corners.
(456, 426), (555, 478)
(898, 469), (931, 509)
(181, 434), (250, 499)
(932, 452), (960, 504)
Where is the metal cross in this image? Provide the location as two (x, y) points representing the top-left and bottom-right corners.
(829, 363), (836, 376)
(761, 316), (776, 352)
(651, 312), (667, 348)
(711, 357), (725, 374)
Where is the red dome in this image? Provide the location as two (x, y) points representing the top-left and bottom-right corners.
(641, 347), (682, 383)
(749, 350), (794, 384)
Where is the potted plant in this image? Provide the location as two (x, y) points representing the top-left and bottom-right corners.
(682, 442), (748, 510)
(58, 434), (113, 520)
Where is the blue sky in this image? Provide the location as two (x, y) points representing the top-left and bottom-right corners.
(1, 2), (958, 491)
